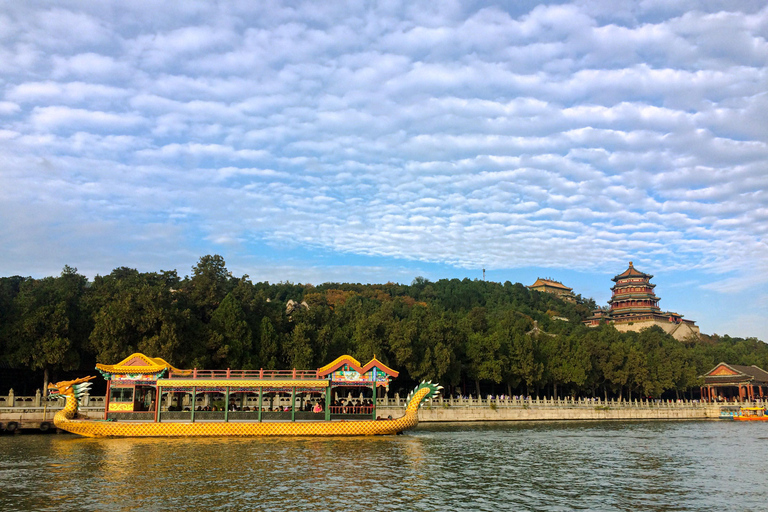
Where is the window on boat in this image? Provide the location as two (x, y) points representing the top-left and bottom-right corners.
(110, 387), (134, 403)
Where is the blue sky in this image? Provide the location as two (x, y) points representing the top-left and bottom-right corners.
(1, 1), (767, 341)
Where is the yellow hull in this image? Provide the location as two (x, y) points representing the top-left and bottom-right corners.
(54, 415), (417, 438)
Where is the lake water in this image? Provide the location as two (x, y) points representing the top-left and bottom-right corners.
(1, 421), (766, 511)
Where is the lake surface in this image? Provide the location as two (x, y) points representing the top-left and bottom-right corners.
(1, 421), (766, 511)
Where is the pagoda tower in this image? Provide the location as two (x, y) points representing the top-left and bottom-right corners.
(584, 261), (700, 341)
(607, 261), (661, 322)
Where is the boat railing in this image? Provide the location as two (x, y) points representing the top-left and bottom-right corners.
(167, 368), (321, 380)
(376, 394), (762, 409)
(329, 405), (373, 415)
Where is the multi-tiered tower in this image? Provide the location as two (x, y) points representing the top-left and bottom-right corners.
(607, 262), (660, 321)
(584, 262), (700, 340)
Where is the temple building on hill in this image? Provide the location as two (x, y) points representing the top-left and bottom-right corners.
(527, 278), (576, 302)
(583, 261), (700, 341)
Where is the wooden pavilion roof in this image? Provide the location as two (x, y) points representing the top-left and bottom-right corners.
(702, 363), (768, 386)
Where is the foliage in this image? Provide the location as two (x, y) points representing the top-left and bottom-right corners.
(2, 255), (767, 399)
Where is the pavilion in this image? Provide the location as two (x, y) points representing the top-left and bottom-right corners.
(700, 363), (768, 402)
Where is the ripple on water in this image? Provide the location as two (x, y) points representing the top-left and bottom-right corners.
(1, 421), (767, 512)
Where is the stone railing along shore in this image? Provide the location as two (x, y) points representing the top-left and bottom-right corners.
(2, 388), (758, 431)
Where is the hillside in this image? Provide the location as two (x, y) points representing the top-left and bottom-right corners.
(1, 255), (766, 399)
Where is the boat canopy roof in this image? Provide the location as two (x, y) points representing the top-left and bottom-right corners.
(97, 353), (398, 387)
(96, 353), (191, 377)
(156, 378), (329, 389)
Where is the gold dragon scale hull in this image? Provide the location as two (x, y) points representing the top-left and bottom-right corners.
(54, 416), (418, 438)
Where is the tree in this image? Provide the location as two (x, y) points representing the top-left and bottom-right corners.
(207, 293), (253, 368)
(414, 312), (464, 386)
(283, 322), (314, 369)
(259, 317), (279, 369)
(541, 333), (590, 398)
(188, 255), (232, 322)
(8, 267), (90, 390)
(351, 300), (394, 363)
(0, 276), (26, 362)
(636, 327), (675, 398)
(507, 332), (541, 396)
(88, 269), (189, 366)
(464, 308), (506, 395)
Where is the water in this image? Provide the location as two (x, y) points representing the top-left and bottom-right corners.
(1, 421), (766, 512)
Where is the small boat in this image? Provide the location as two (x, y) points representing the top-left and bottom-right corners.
(719, 406), (740, 419)
(733, 406), (768, 421)
(47, 353), (441, 438)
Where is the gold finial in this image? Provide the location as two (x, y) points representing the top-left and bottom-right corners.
(629, 261), (633, 267)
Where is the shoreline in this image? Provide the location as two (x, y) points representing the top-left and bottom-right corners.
(1, 401), (732, 433)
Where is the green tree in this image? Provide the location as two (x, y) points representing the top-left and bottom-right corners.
(0, 276), (25, 363)
(464, 308), (505, 395)
(283, 322), (314, 369)
(8, 267), (90, 390)
(207, 293), (253, 368)
(88, 269), (190, 365)
(259, 317), (279, 369)
(188, 255), (232, 322)
(542, 333), (590, 398)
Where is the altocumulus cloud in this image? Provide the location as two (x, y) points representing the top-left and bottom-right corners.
(0, 1), (767, 307)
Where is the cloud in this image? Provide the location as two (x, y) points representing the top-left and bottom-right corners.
(29, 106), (146, 133)
(8, 81), (130, 106)
(0, 1), (766, 341)
(51, 53), (134, 81)
(0, 101), (20, 115)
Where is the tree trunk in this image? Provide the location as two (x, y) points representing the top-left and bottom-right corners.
(475, 379), (481, 398)
(43, 367), (50, 397)
(507, 383), (512, 397)
(603, 384), (608, 402)
(553, 382), (558, 399)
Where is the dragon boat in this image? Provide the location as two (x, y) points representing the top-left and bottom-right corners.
(47, 353), (441, 437)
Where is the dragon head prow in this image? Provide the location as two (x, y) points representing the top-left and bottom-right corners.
(48, 375), (96, 399)
(405, 381), (443, 409)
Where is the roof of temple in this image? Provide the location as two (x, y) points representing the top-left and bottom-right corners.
(612, 261), (653, 282)
(528, 278), (573, 291)
(702, 363), (768, 384)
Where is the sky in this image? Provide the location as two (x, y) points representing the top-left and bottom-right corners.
(0, 1), (767, 341)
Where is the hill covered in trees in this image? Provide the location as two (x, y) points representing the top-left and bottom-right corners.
(1, 255), (766, 399)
